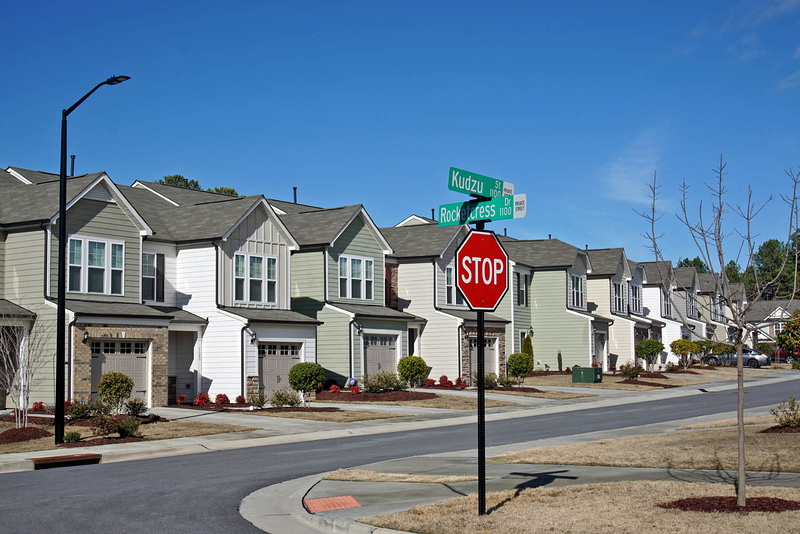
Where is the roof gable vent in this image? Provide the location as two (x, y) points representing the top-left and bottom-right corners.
(84, 183), (113, 202)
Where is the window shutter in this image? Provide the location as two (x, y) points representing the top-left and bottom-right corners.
(156, 253), (165, 302)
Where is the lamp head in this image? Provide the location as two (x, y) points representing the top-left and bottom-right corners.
(105, 75), (131, 85)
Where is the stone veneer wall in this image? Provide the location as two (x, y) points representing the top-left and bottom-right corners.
(385, 263), (399, 309)
(246, 375), (259, 400)
(72, 323), (169, 407)
(460, 326), (507, 380)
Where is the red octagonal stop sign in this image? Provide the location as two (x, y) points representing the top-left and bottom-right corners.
(456, 230), (509, 311)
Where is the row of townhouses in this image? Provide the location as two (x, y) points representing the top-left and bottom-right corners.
(0, 166), (762, 408)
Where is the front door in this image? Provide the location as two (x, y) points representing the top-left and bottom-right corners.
(363, 335), (397, 376)
(91, 340), (148, 401)
(259, 342), (301, 396)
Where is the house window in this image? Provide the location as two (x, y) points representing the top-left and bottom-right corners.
(662, 288), (672, 318)
(629, 284), (642, 314)
(67, 237), (124, 296)
(142, 252), (165, 302)
(776, 321), (786, 335)
(339, 255), (374, 300)
(570, 274), (585, 309)
(445, 266), (464, 305)
(134, 342), (147, 354)
(258, 342), (301, 357)
(119, 342), (132, 354)
(517, 273), (529, 307)
(687, 294), (698, 318)
(234, 253), (277, 304)
(613, 282), (625, 313)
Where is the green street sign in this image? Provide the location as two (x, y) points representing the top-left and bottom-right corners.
(438, 194), (527, 227)
(448, 167), (514, 198)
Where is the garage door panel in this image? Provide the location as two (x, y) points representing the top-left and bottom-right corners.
(91, 341), (148, 401)
(468, 337), (497, 385)
(364, 335), (397, 376)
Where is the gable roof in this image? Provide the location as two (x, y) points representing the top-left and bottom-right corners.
(0, 168), (26, 187)
(744, 299), (800, 323)
(586, 248), (629, 278)
(395, 214), (437, 227)
(279, 205), (391, 252)
(381, 223), (466, 258)
(638, 261), (673, 286)
(131, 180), (242, 206)
(500, 237), (590, 271)
(697, 272), (720, 294)
(267, 198), (324, 215)
(674, 266), (699, 291)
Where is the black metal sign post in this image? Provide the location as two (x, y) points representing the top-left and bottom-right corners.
(475, 220), (486, 516)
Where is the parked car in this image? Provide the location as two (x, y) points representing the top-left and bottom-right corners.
(703, 347), (771, 368)
(772, 348), (797, 365)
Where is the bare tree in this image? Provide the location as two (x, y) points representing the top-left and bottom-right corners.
(638, 156), (800, 506)
(0, 317), (50, 429)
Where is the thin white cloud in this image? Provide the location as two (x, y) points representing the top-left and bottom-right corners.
(603, 130), (663, 206)
(794, 45), (800, 58)
(727, 33), (764, 61)
(778, 70), (800, 90)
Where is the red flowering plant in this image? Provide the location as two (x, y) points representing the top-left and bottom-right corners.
(194, 392), (210, 407)
(214, 394), (230, 408)
(329, 384), (341, 393)
(455, 376), (467, 390)
(350, 385), (361, 395)
(32, 401), (46, 412)
(424, 378), (436, 387)
(235, 395), (246, 404)
(438, 375), (454, 388)
(177, 394), (186, 406)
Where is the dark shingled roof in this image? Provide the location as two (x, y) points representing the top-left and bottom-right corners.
(0, 169), (25, 188)
(499, 238), (583, 270)
(7, 167), (62, 185)
(0, 299), (35, 318)
(149, 306), (208, 324)
(439, 309), (510, 324)
(267, 198), (324, 215)
(0, 175), (104, 225)
(673, 267), (697, 289)
(64, 299), (174, 319)
(639, 261), (672, 286)
(744, 299), (800, 323)
(697, 272), (719, 293)
(381, 223), (465, 258)
(332, 302), (423, 322)
(279, 205), (362, 247)
(132, 180), (242, 206)
(586, 248), (626, 277)
(220, 306), (322, 324)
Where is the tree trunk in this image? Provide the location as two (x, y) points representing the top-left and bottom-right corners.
(737, 343), (746, 506)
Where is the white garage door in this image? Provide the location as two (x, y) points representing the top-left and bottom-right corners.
(364, 335), (397, 376)
(469, 337), (497, 384)
(91, 341), (148, 401)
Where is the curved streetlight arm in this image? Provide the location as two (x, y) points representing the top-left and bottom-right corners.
(64, 75), (130, 117)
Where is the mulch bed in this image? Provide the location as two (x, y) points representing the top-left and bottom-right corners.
(621, 379), (679, 388)
(0, 415), (53, 425)
(639, 371), (669, 379)
(660, 496), (800, 513)
(419, 385), (468, 390)
(0, 426), (53, 444)
(761, 425), (800, 433)
(315, 390), (437, 402)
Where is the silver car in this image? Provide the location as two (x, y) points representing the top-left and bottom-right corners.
(704, 347), (771, 368)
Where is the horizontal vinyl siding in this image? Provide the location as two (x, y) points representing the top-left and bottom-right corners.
(0, 232), (5, 295)
(51, 198), (141, 303)
(291, 251), (324, 301)
(531, 270), (591, 368)
(512, 270), (532, 353)
(643, 286), (683, 363)
(5, 230), (45, 306)
(142, 242), (177, 306)
(328, 216), (385, 305)
(177, 245), (244, 397)
(398, 261), (462, 379)
(220, 207), (293, 309)
(315, 306), (353, 383)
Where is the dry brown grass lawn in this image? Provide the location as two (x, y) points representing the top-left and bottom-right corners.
(241, 409), (408, 422)
(0, 419), (258, 454)
(316, 396), (517, 410)
(677, 416), (773, 430)
(324, 468), (479, 484)
(521, 374), (706, 390)
(492, 426), (800, 472)
(362, 480), (800, 534)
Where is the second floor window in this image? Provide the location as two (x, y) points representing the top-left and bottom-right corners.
(613, 282), (625, 313)
(570, 274), (585, 309)
(446, 266), (464, 305)
(142, 252), (165, 302)
(339, 255), (373, 300)
(662, 288), (672, 318)
(629, 284), (642, 314)
(516, 273), (529, 307)
(68, 237), (124, 296)
(235, 253), (277, 304)
(687, 293), (698, 318)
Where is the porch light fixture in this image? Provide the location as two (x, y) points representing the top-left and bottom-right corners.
(82, 332), (89, 344)
(249, 330), (258, 344)
(55, 75), (130, 445)
(528, 327), (534, 337)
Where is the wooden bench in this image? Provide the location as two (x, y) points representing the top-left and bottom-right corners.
(31, 453), (102, 470)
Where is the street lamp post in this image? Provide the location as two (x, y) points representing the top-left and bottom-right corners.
(55, 75), (130, 444)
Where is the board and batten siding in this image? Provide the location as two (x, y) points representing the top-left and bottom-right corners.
(530, 270), (592, 368)
(397, 261), (462, 379)
(50, 198), (141, 303)
(176, 244), (245, 397)
(0, 232), (5, 296)
(219, 206), (292, 309)
(328, 216), (385, 305)
(142, 242), (178, 306)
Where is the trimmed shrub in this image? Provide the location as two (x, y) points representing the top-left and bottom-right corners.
(362, 372), (406, 393)
(63, 431), (81, 443)
(117, 416), (142, 438)
(288, 363), (326, 403)
(424, 378), (436, 387)
(329, 385), (341, 393)
(124, 398), (148, 417)
(91, 415), (119, 437)
(522, 335), (534, 360)
(665, 362), (679, 373)
(472, 372), (499, 388)
(455, 376), (467, 389)
(350, 385), (361, 394)
(214, 394), (230, 407)
(250, 391), (268, 409)
(619, 363), (641, 380)
(97, 372), (134, 414)
(177, 394), (186, 406)
(235, 395), (246, 404)
(557, 351), (563, 372)
(67, 399), (108, 420)
(194, 392), (210, 407)
(268, 388), (301, 407)
(635, 339), (665, 370)
(397, 356), (428, 388)
(32, 401), (46, 412)
(439, 375), (453, 388)
(507, 352), (534, 386)
(498, 375), (514, 387)
(771, 396), (800, 427)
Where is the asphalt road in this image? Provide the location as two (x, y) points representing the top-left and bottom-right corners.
(0, 379), (796, 534)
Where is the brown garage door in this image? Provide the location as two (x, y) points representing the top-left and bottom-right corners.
(259, 342), (301, 396)
(468, 337), (496, 385)
(364, 335), (397, 376)
(91, 341), (148, 401)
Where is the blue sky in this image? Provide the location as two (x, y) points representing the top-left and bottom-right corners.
(2, 1), (800, 268)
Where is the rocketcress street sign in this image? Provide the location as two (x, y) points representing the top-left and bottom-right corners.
(448, 167), (514, 198)
(438, 194), (527, 227)
(455, 230), (509, 311)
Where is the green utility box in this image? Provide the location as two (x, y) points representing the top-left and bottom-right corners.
(572, 366), (602, 383)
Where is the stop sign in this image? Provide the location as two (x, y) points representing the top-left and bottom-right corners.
(456, 230), (509, 311)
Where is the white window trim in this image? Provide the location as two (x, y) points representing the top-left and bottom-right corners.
(338, 254), (374, 301)
(629, 284), (642, 314)
(569, 272), (586, 310)
(234, 253), (278, 304)
(445, 265), (465, 306)
(613, 282), (625, 313)
(67, 235), (125, 296)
